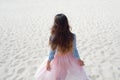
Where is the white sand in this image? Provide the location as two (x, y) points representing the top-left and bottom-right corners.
(0, 0), (120, 80)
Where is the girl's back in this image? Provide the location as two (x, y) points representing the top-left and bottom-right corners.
(34, 13), (89, 80)
(49, 13), (74, 54)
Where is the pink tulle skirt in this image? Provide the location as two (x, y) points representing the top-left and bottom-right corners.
(34, 52), (89, 80)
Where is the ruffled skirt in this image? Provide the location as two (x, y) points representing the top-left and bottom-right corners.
(34, 52), (89, 80)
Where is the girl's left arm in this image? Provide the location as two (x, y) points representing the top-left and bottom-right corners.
(48, 35), (56, 62)
(46, 48), (56, 70)
(48, 48), (56, 62)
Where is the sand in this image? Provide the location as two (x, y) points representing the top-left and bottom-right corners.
(0, 0), (120, 80)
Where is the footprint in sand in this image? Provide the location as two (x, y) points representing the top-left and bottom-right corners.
(17, 67), (25, 74)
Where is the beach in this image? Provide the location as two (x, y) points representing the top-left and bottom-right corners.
(0, 0), (120, 80)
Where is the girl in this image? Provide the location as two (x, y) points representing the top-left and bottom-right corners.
(34, 13), (89, 80)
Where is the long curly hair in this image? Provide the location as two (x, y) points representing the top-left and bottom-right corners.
(49, 13), (74, 53)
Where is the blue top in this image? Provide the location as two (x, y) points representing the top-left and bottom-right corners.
(48, 33), (80, 61)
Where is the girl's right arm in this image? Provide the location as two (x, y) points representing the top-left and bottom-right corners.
(73, 33), (84, 66)
(73, 33), (80, 59)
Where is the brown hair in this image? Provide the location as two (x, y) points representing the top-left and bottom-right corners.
(49, 13), (74, 53)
